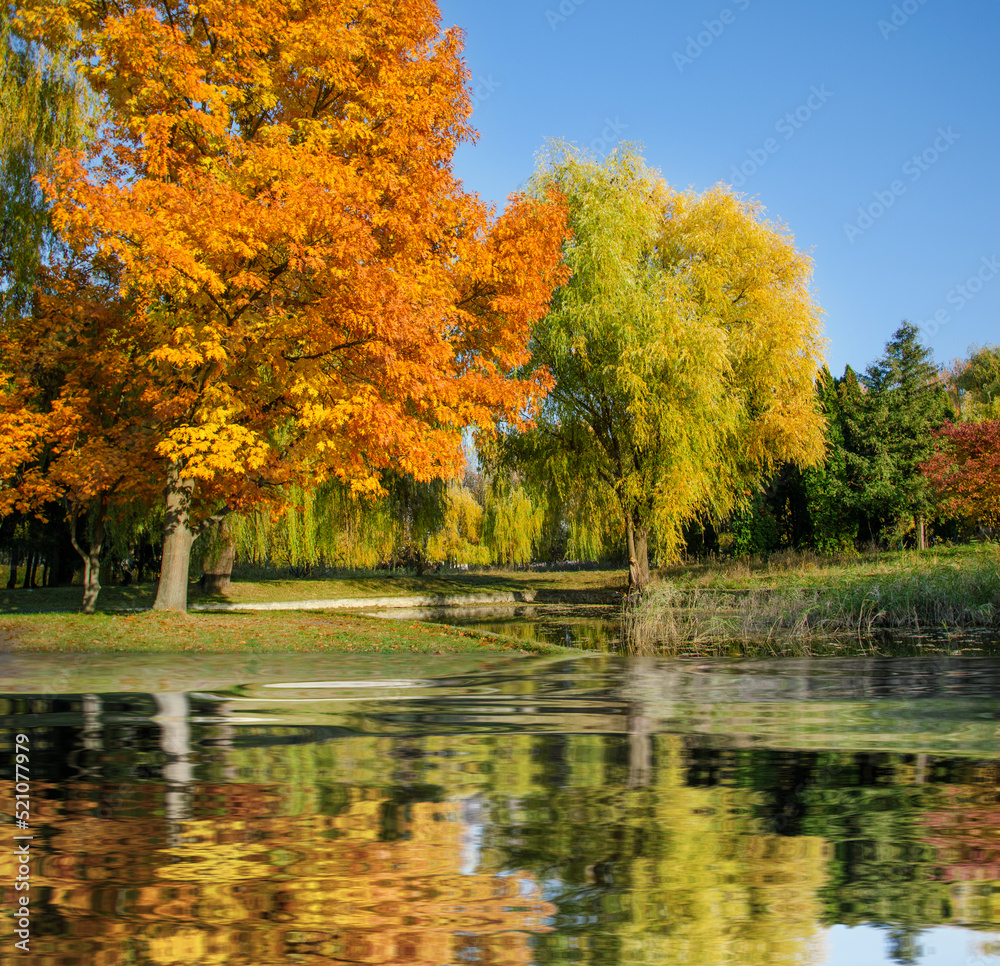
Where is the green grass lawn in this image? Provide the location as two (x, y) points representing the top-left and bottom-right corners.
(3, 547), (996, 655)
(659, 542), (1000, 592)
(0, 567), (618, 653)
(0, 566), (626, 614)
(213, 566), (625, 604)
(0, 609), (573, 654)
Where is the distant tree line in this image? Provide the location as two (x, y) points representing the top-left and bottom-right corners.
(6, 330), (996, 594)
(3, 328), (998, 596)
(721, 329), (1000, 557)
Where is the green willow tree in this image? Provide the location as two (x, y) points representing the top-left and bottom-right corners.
(0, 7), (90, 313)
(480, 475), (544, 566)
(426, 479), (489, 567)
(501, 146), (826, 589)
(226, 473), (447, 576)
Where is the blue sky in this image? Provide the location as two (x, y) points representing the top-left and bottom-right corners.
(437, 0), (1000, 377)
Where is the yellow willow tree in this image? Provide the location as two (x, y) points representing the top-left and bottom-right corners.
(13, 0), (568, 610)
(502, 145), (826, 589)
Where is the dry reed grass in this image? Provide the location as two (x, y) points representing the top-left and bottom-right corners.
(623, 544), (1000, 655)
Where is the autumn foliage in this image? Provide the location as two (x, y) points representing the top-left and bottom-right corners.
(923, 420), (1000, 532)
(503, 146), (827, 587)
(6, 0), (568, 608)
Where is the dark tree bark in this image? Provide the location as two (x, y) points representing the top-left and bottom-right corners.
(200, 514), (235, 595)
(6, 547), (19, 589)
(21, 551), (35, 589)
(634, 526), (649, 586)
(153, 464), (195, 612)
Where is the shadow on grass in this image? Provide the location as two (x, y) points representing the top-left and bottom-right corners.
(0, 580), (240, 614)
(0, 583), (157, 615)
(1, 568), (629, 615)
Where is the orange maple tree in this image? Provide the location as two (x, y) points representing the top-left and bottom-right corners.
(0, 255), (162, 610)
(8, 0), (568, 610)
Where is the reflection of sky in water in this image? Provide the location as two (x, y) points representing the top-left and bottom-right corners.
(827, 925), (1000, 966)
(460, 796), (486, 875)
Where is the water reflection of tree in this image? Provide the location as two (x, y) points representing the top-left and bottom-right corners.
(0, 779), (554, 963)
(918, 762), (1000, 929)
(485, 733), (829, 965)
(0, 721), (559, 964)
(758, 749), (1000, 963)
(788, 752), (954, 931)
(5, 691), (1000, 964)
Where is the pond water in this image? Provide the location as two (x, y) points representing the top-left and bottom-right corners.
(3, 650), (1000, 965)
(371, 602), (622, 649)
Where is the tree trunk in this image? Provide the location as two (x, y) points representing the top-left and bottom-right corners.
(154, 693), (193, 846)
(917, 513), (926, 551)
(21, 551), (35, 589)
(137, 541), (149, 585)
(200, 515), (235, 595)
(7, 547), (18, 589)
(634, 526), (650, 586)
(69, 504), (106, 614)
(626, 516), (650, 592)
(153, 465), (195, 612)
(627, 713), (653, 788)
